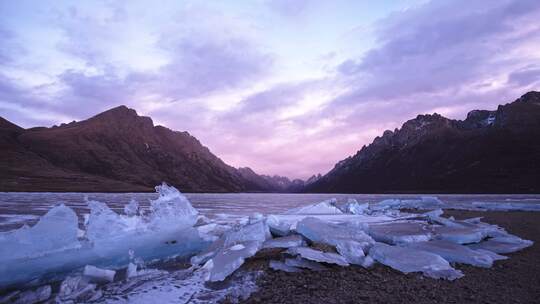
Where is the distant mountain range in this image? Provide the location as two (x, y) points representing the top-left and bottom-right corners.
(1, 91), (539, 193)
(305, 91), (540, 194)
(0, 106), (300, 192)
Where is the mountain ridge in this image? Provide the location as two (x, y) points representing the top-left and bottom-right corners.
(0, 106), (292, 192)
(305, 91), (540, 194)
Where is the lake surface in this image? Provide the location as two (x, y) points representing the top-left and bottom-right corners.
(1, 192), (540, 231)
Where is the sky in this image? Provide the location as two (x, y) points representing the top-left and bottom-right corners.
(1, 0), (540, 179)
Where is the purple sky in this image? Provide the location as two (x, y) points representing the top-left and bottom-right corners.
(1, 0), (540, 179)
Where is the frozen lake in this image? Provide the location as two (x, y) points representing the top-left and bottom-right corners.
(1, 192), (540, 231)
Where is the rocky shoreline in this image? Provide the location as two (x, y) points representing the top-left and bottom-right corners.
(230, 210), (540, 304)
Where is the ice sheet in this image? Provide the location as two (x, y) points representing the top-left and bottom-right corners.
(269, 260), (301, 273)
(263, 235), (306, 249)
(207, 240), (262, 282)
(468, 235), (533, 254)
(369, 243), (463, 280)
(296, 217), (374, 248)
(403, 240), (496, 268)
(335, 240), (374, 267)
(287, 247), (349, 266)
(367, 222), (433, 245)
(284, 257), (328, 271)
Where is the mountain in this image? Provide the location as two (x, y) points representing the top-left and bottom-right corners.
(305, 91), (540, 194)
(0, 106), (286, 192)
(237, 168), (305, 192)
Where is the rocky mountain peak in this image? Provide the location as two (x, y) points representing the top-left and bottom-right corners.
(517, 91), (540, 104)
(87, 105), (154, 130)
(0, 117), (23, 132)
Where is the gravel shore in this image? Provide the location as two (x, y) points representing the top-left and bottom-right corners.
(233, 210), (540, 304)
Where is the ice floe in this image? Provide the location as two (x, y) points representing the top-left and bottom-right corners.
(284, 257), (328, 271)
(269, 260), (301, 273)
(369, 242), (464, 280)
(287, 247), (349, 266)
(83, 265), (116, 283)
(296, 217), (374, 249)
(263, 234), (306, 249)
(368, 222), (433, 245)
(403, 240), (496, 268)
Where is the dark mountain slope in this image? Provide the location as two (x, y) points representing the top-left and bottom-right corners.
(1, 106), (277, 192)
(305, 91), (540, 194)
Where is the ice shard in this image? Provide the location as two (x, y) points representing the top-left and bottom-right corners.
(0, 184), (208, 288)
(193, 220), (270, 264)
(335, 240), (374, 267)
(287, 247), (349, 266)
(263, 235), (306, 249)
(0, 204), (80, 261)
(468, 235), (533, 254)
(207, 241), (262, 282)
(284, 257), (328, 271)
(83, 265), (116, 283)
(269, 260), (302, 273)
(336, 199), (369, 215)
(403, 240), (496, 268)
(367, 222), (433, 245)
(369, 243), (463, 280)
(432, 226), (486, 244)
(296, 217), (374, 249)
(266, 215), (292, 237)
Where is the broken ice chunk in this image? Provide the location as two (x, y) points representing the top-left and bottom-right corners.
(148, 182), (199, 230)
(336, 199), (369, 215)
(191, 221), (269, 266)
(263, 235), (306, 249)
(285, 199), (343, 214)
(367, 222), (432, 245)
(267, 215), (292, 237)
(208, 241), (262, 282)
(83, 265), (116, 283)
(287, 247), (349, 266)
(335, 240), (373, 267)
(296, 217), (374, 249)
(269, 260), (301, 273)
(433, 226), (486, 244)
(403, 240), (496, 268)
(468, 235), (533, 254)
(369, 243), (463, 280)
(0, 204), (80, 260)
(223, 221), (270, 247)
(284, 257), (328, 271)
(473, 249), (508, 261)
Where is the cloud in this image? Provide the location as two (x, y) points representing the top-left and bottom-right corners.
(2, 0), (540, 179)
(508, 66), (540, 86)
(266, 0), (315, 17)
